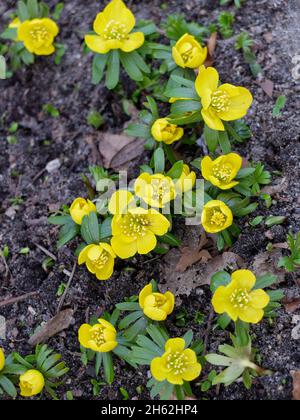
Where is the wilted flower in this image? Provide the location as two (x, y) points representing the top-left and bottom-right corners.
(78, 243), (116, 281)
(19, 370), (45, 397)
(151, 338), (202, 385)
(172, 33), (207, 69)
(195, 66), (253, 131)
(151, 118), (184, 145)
(201, 200), (233, 233)
(70, 197), (97, 225)
(85, 0), (144, 54)
(201, 153), (242, 190)
(18, 18), (59, 56)
(134, 173), (176, 208)
(139, 283), (175, 321)
(78, 318), (118, 352)
(212, 269), (270, 324)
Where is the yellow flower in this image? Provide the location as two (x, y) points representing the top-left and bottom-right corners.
(139, 283), (175, 321)
(85, 0), (144, 54)
(108, 190), (136, 214)
(0, 348), (5, 371)
(151, 338), (202, 385)
(212, 269), (270, 324)
(201, 200), (233, 233)
(134, 173), (176, 208)
(18, 18), (59, 56)
(109, 191), (170, 259)
(78, 243), (116, 281)
(151, 118), (184, 145)
(201, 153), (242, 190)
(176, 164), (196, 193)
(78, 318), (118, 352)
(19, 370), (45, 397)
(172, 33), (207, 69)
(70, 197), (97, 225)
(9, 18), (21, 41)
(195, 66), (253, 131)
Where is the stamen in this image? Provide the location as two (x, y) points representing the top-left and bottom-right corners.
(103, 20), (128, 41)
(230, 288), (250, 309)
(120, 214), (150, 239)
(212, 163), (232, 182)
(211, 90), (230, 113)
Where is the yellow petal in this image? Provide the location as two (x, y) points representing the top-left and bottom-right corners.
(212, 286), (229, 314)
(165, 338), (185, 353)
(151, 357), (167, 382)
(201, 156), (213, 180)
(95, 259), (114, 280)
(238, 306), (264, 324)
(182, 363), (202, 381)
(111, 235), (138, 259)
(249, 289), (270, 309)
(231, 269), (256, 291)
(183, 349), (197, 364)
(166, 371), (184, 385)
(42, 18), (59, 36)
(195, 67), (219, 99)
(144, 306), (167, 321)
(147, 210), (170, 235)
(98, 318), (117, 332)
(139, 283), (153, 309)
(78, 324), (92, 348)
(164, 291), (175, 315)
(201, 108), (225, 131)
(0, 348), (5, 371)
(136, 231), (157, 254)
(34, 44), (55, 56)
(224, 153), (243, 178)
(172, 45), (185, 68)
(101, 242), (116, 258)
(103, 0), (135, 32)
(108, 190), (134, 215)
(85, 34), (112, 54)
(99, 341), (118, 352)
(78, 244), (95, 265)
(19, 370), (45, 397)
(218, 85), (253, 121)
(121, 32), (145, 52)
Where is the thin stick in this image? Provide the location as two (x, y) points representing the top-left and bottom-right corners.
(0, 291), (38, 308)
(202, 308), (214, 356)
(57, 262), (77, 313)
(34, 243), (71, 276)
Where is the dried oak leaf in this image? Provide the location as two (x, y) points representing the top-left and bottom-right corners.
(261, 177), (288, 196)
(99, 133), (145, 170)
(252, 249), (286, 283)
(258, 79), (274, 98)
(176, 232), (212, 272)
(284, 298), (300, 314)
(291, 371), (300, 400)
(28, 309), (74, 346)
(204, 32), (217, 67)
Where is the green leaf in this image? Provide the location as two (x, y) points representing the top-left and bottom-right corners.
(120, 51), (143, 81)
(102, 353), (114, 385)
(236, 168), (256, 179)
(146, 325), (167, 349)
(92, 54), (108, 85)
(135, 335), (163, 356)
(100, 216), (112, 239)
(205, 354), (232, 367)
(182, 330), (193, 348)
(123, 317), (147, 341)
(254, 274), (277, 290)
(116, 302), (141, 311)
(0, 375), (17, 398)
(27, 0), (39, 18)
(166, 160), (184, 179)
(130, 51), (150, 73)
(265, 215), (286, 227)
(57, 221), (79, 248)
(118, 311), (143, 330)
(210, 271), (231, 293)
(106, 50), (120, 90)
(204, 125), (219, 153)
(153, 147), (165, 173)
(272, 95), (286, 117)
(52, 2), (64, 20)
(217, 313), (231, 330)
(249, 216), (263, 227)
(159, 233), (181, 247)
(17, 1), (29, 21)
(48, 215), (72, 225)
(125, 123), (150, 139)
(95, 353), (102, 376)
(80, 212), (100, 244)
(219, 131), (231, 153)
(170, 99), (201, 114)
(213, 364), (244, 386)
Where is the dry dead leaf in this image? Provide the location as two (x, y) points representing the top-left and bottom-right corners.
(285, 298), (300, 314)
(99, 133), (145, 170)
(176, 231), (212, 272)
(273, 242), (289, 249)
(262, 177), (287, 196)
(252, 249), (286, 283)
(205, 32), (217, 67)
(291, 371), (300, 400)
(28, 309), (74, 346)
(160, 250), (244, 298)
(258, 79), (274, 97)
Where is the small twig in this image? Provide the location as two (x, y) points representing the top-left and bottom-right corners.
(202, 308), (215, 356)
(34, 242), (71, 276)
(0, 253), (12, 279)
(57, 262), (77, 313)
(0, 291), (38, 308)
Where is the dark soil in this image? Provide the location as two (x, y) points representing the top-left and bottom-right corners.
(0, 0), (299, 401)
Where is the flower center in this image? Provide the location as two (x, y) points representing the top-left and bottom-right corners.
(103, 20), (127, 41)
(21, 381), (33, 393)
(180, 42), (194, 63)
(30, 25), (49, 44)
(91, 250), (109, 270)
(153, 294), (167, 308)
(210, 209), (226, 226)
(91, 326), (105, 346)
(212, 163), (232, 182)
(211, 90), (230, 113)
(230, 288), (250, 308)
(120, 214), (150, 239)
(166, 351), (188, 375)
(151, 180), (171, 202)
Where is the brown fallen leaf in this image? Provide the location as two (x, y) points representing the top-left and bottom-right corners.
(99, 133), (145, 170)
(176, 232), (212, 272)
(258, 79), (274, 97)
(284, 298), (300, 314)
(273, 242), (289, 249)
(291, 371), (300, 400)
(252, 249), (286, 283)
(261, 177), (287, 196)
(28, 309), (74, 346)
(205, 32), (217, 67)
(160, 250), (244, 298)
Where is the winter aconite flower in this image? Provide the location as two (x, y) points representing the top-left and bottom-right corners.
(19, 370), (45, 397)
(151, 338), (202, 385)
(195, 66), (253, 131)
(201, 200), (233, 233)
(109, 191), (170, 259)
(151, 118), (184, 145)
(212, 270), (270, 324)
(70, 197), (97, 225)
(134, 173), (176, 208)
(78, 318), (118, 352)
(78, 243), (116, 281)
(176, 164), (196, 193)
(139, 283), (175, 321)
(0, 348), (5, 371)
(201, 153), (242, 190)
(85, 0), (145, 54)
(18, 18), (59, 56)
(172, 33), (207, 69)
